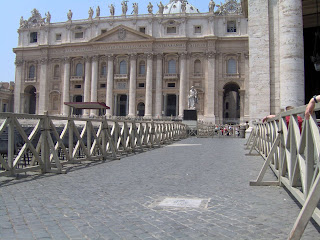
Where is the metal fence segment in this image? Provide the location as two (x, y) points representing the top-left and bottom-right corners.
(245, 104), (320, 240)
(0, 112), (187, 177)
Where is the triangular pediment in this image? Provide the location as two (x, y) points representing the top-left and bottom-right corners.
(90, 25), (154, 43)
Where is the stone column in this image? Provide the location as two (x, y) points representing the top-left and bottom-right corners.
(83, 56), (91, 116)
(155, 53), (163, 118)
(90, 55), (99, 116)
(279, 0), (304, 108)
(163, 94), (167, 116)
(218, 90), (224, 124)
(205, 51), (216, 122)
(14, 59), (23, 113)
(128, 54), (137, 117)
(145, 53), (153, 118)
(239, 90), (245, 123)
(248, 0), (270, 121)
(179, 53), (187, 118)
(38, 58), (48, 115)
(62, 57), (71, 116)
(106, 55), (114, 117)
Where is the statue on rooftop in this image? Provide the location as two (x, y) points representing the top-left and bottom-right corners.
(181, 0), (186, 13)
(45, 11), (51, 23)
(121, 0), (128, 15)
(109, 4), (115, 16)
(132, 3), (138, 15)
(20, 16), (26, 28)
(67, 10), (73, 21)
(88, 7), (94, 19)
(209, 0), (215, 13)
(147, 2), (153, 14)
(158, 2), (164, 14)
(96, 6), (100, 17)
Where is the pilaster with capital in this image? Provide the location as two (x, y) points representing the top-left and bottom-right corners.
(83, 56), (91, 116)
(106, 55), (114, 116)
(179, 52), (187, 117)
(204, 51), (216, 121)
(155, 53), (163, 118)
(62, 57), (71, 116)
(39, 58), (48, 114)
(90, 55), (99, 116)
(128, 53), (137, 117)
(145, 53), (153, 117)
(14, 59), (24, 113)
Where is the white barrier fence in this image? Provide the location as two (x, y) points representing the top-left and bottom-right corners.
(245, 104), (320, 240)
(0, 112), (187, 177)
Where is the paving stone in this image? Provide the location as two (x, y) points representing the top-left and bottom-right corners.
(0, 138), (319, 239)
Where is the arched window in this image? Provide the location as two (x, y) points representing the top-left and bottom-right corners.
(227, 59), (237, 74)
(139, 61), (145, 75)
(194, 59), (201, 74)
(54, 65), (60, 77)
(101, 62), (107, 76)
(76, 63), (83, 76)
(120, 60), (127, 74)
(168, 60), (176, 74)
(29, 65), (35, 79)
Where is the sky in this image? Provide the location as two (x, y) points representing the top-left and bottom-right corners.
(0, 0), (227, 83)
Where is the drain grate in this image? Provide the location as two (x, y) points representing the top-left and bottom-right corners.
(152, 197), (210, 209)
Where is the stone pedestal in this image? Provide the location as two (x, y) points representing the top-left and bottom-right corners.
(183, 110), (197, 121)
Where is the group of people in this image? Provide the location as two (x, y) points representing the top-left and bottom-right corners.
(262, 95), (320, 130)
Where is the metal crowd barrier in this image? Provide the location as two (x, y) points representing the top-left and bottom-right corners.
(245, 104), (320, 240)
(0, 112), (187, 177)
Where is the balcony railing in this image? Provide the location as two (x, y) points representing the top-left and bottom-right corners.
(25, 78), (36, 82)
(114, 74), (128, 80)
(70, 76), (84, 81)
(164, 73), (179, 79)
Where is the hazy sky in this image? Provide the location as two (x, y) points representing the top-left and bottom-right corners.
(1, 0), (227, 83)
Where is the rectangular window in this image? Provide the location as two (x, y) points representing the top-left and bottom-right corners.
(138, 83), (145, 88)
(101, 29), (107, 34)
(167, 27), (176, 34)
(227, 21), (237, 33)
(194, 26), (201, 34)
(75, 84), (82, 89)
(56, 33), (62, 41)
(139, 27), (146, 34)
(75, 32), (84, 39)
(167, 83), (175, 88)
(100, 83), (106, 88)
(30, 32), (38, 43)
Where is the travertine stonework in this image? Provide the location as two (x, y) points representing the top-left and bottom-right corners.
(14, 0), (305, 123)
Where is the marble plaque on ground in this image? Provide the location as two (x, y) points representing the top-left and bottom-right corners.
(155, 197), (209, 209)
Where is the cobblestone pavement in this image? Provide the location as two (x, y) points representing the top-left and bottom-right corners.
(0, 138), (319, 240)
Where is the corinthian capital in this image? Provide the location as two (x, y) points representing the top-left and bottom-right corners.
(206, 51), (216, 59)
(40, 58), (48, 65)
(15, 59), (24, 66)
(146, 52), (154, 60)
(130, 53), (137, 60)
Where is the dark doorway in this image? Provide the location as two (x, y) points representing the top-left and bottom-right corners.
(223, 83), (240, 124)
(166, 94), (177, 116)
(73, 95), (83, 115)
(118, 95), (127, 116)
(24, 86), (36, 114)
(137, 102), (145, 116)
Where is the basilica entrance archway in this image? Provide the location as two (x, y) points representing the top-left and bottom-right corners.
(73, 95), (83, 115)
(223, 83), (240, 124)
(166, 94), (177, 116)
(117, 95), (127, 116)
(24, 85), (36, 114)
(137, 102), (145, 116)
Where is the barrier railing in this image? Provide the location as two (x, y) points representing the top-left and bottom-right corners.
(245, 104), (320, 240)
(0, 112), (187, 177)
